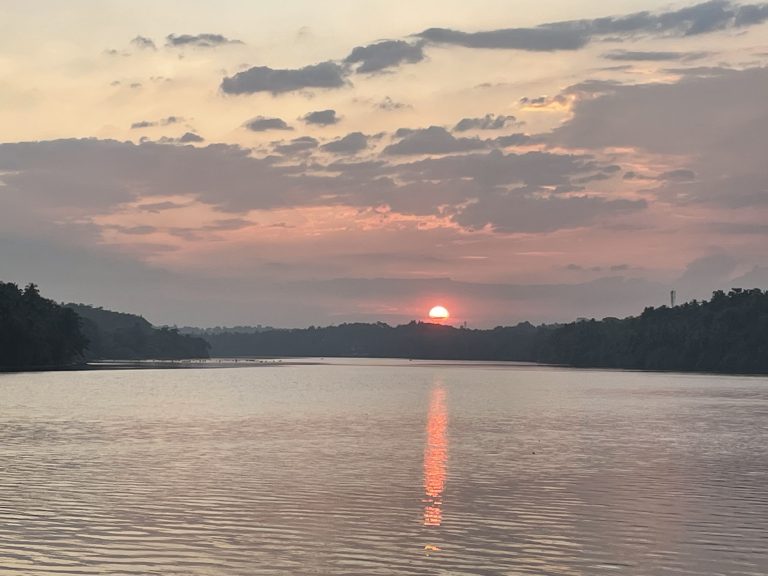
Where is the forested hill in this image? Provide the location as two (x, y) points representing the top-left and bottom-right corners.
(204, 289), (768, 375)
(0, 282), (87, 369)
(538, 289), (768, 374)
(0, 282), (211, 369)
(67, 304), (210, 361)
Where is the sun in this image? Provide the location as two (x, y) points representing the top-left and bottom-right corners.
(428, 305), (450, 321)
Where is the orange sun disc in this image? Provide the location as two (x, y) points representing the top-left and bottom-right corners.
(428, 306), (450, 320)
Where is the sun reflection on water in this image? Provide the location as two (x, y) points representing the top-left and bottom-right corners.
(423, 383), (448, 527)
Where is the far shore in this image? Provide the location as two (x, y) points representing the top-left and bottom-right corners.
(3, 357), (768, 377)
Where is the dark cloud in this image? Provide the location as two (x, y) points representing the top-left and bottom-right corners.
(659, 169), (696, 181)
(130, 116), (184, 130)
(384, 126), (487, 155)
(274, 136), (319, 154)
(416, 2), (768, 52)
(376, 97), (410, 111)
(417, 26), (589, 51)
(551, 66), (766, 155)
(130, 35), (156, 50)
(453, 189), (646, 233)
(178, 132), (204, 143)
(519, 94), (569, 108)
(117, 225), (157, 235)
(138, 201), (187, 212)
(322, 132), (368, 154)
(494, 134), (533, 147)
(166, 33), (243, 48)
(0, 135), (634, 255)
(393, 149), (604, 188)
(735, 3), (768, 25)
(679, 253), (739, 285)
(550, 66), (768, 210)
(603, 50), (710, 61)
(454, 114), (517, 132)
(221, 62), (346, 95)
(344, 40), (425, 73)
(302, 109), (339, 126)
(244, 116), (292, 132)
(156, 132), (204, 145)
(708, 222), (768, 235)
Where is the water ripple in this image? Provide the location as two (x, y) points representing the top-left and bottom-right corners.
(0, 364), (767, 575)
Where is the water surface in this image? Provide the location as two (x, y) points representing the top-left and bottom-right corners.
(1, 360), (767, 575)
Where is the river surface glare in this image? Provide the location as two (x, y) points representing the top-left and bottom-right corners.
(1, 360), (767, 575)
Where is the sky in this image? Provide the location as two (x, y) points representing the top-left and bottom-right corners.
(1, 0), (767, 327)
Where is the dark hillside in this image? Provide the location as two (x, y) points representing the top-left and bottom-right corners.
(0, 282), (87, 369)
(67, 304), (210, 360)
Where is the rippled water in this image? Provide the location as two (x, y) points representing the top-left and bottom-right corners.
(1, 360), (767, 575)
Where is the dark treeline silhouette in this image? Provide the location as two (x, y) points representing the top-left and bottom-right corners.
(538, 289), (768, 373)
(3, 282), (766, 373)
(205, 321), (550, 361)
(179, 325), (274, 336)
(67, 304), (210, 361)
(204, 289), (768, 374)
(0, 282), (87, 369)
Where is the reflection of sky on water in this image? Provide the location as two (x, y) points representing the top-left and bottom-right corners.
(423, 383), (447, 527)
(1, 364), (767, 574)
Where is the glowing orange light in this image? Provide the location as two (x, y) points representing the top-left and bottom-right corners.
(428, 305), (450, 320)
(423, 385), (448, 526)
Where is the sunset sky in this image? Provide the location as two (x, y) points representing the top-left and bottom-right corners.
(2, 1), (767, 327)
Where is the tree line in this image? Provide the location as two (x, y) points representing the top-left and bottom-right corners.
(204, 289), (768, 374)
(0, 283), (87, 369)
(0, 282), (210, 370)
(3, 282), (767, 374)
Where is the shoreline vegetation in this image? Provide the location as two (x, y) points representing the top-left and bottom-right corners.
(1, 281), (767, 375)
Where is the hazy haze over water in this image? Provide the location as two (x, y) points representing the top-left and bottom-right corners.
(1, 361), (767, 575)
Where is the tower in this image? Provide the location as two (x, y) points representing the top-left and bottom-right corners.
(670, 290), (677, 307)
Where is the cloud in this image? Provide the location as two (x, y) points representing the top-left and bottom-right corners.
(453, 114), (517, 132)
(453, 189), (645, 233)
(156, 132), (204, 144)
(659, 169), (696, 181)
(384, 126), (487, 155)
(603, 50), (710, 61)
(274, 136), (319, 154)
(679, 253), (739, 286)
(130, 116), (184, 130)
(494, 133), (533, 147)
(321, 132), (368, 154)
(376, 97), (410, 111)
(416, 1), (768, 52)
(221, 62), (346, 95)
(344, 40), (425, 73)
(138, 201), (188, 212)
(178, 132), (204, 143)
(417, 26), (589, 51)
(735, 3), (768, 25)
(302, 109), (339, 126)
(114, 225), (157, 235)
(0, 137), (630, 235)
(130, 35), (156, 50)
(550, 66), (768, 209)
(166, 33), (243, 48)
(244, 116), (292, 132)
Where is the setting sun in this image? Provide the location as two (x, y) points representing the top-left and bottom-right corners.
(428, 306), (450, 320)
